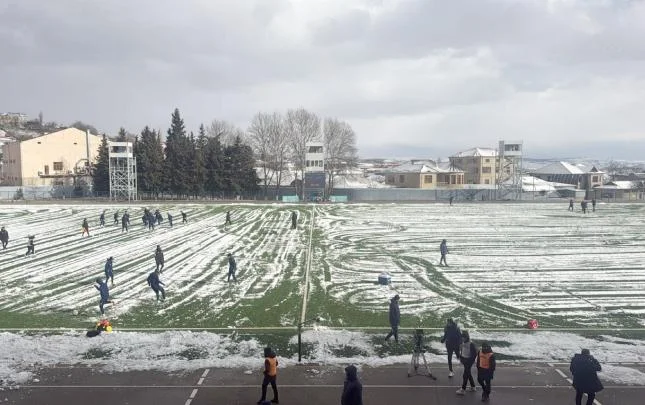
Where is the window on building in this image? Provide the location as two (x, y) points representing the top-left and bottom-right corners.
(387, 176), (394, 183)
(399, 175), (405, 183)
(482, 167), (491, 173)
(592, 175), (599, 182)
(485, 179), (490, 184)
(53, 162), (63, 171)
(485, 159), (490, 163)
(423, 175), (433, 183)
(44, 165), (49, 175)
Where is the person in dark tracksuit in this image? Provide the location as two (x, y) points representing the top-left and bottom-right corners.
(227, 253), (237, 282)
(0, 226), (8, 249)
(570, 349), (603, 405)
(113, 210), (119, 225)
(148, 212), (155, 230)
(441, 318), (462, 377)
(167, 213), (173, 227)
(147, 271), (166, 301)
(104, 257), (114, 285)
(456, 330), (477, 395)
(181, 211), (187, 224)
(592, 199), (597, 212)
(477, 342), (496, 402)
(121, 212), (129, 232)
(291, 211), (297, 229)
(25, 236), (35, 256)
(439, 239), (449, 266)
(341, 364), (363, 405)
(81, 218), (90, 237)
(384, 295), (400, 343)
(225, 210), (232, 226)
(94, 278), (113, 315)
(569, 199), (574, 211)
(257, 347), (279, 404)
(155, 245), (165, 272)
(99, 211), (105, 227)
(155, 209), (163, 225)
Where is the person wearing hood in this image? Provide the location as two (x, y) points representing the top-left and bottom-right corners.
(341, 364), (363, 405)
(0, 226), (9, 249)
(441, 318), (463, 377)
(94, 278), (114, 315)
(104, 257), (114, 285)
(456, 330), (477, 395)
(476, 342), (496, 402)
(570, 349), (603, 405)
(155, 245), (165, 272)
(384, 294), (400, 343)
(257, 347), (279, 404)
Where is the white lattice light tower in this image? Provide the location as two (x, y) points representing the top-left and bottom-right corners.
(496, 140), (523, 200)
(108, 141), (137, 201)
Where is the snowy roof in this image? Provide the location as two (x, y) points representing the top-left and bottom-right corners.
(533, 161), (586, 175)
(451, 147), (497, 157)
(600, 181), (641, 190)
(385, 163), (463, 174)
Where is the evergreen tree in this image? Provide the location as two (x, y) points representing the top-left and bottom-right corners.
(191, 127), (206, 198)
(224, 136), (260, 198)
(92, 134), (110, 196)
(163, 109), (192, 196)
(204, 135), (224, 198)
(116, 127), (128, 142)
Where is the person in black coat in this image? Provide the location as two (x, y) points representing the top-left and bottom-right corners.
(0, 226), (8, 249)
(155, 245), (165, 272)
(341, 365), (363, 405)
(441, 318), (462, 377)
(25, 235), (35, 256)
(225, 210), (232, 226)
(291, 211), (297, 230)
(227, 253), (237, 282)
(167, 213), (173, 227)
(121, 212), (129, 233)
(99, 211), (105, 227)
(181, 211), (187, 224)
(570, 349), (603, 405)
(384, 295), (400, 343)
(81, 218), (90, 237)
(113, 210), (119, 225)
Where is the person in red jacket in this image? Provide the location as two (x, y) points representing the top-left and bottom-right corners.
(257, 347), (279, 404)
(477, 342), (496, 402)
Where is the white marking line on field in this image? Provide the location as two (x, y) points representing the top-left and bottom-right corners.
(300, 205), (315, 324)
(201, 369), (210, 379)
(183, 368), (208, 405)
(550, 364), (603, 405)
(184, 400), (192, 405)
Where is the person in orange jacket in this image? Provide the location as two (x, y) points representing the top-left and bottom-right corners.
(257, 347), (279, 404)
(476, 342), (496, 402)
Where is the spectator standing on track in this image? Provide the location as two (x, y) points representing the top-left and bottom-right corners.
(341, 364), (363, 405)
(147, 270), (166, 301)
(181, 211), (187, 224)
(441, 318), (462, 377)
(570, 349), (603, 405)
(155, 245), (165, 272)
(476, 342), (496, 402)
(227, 252), (237, 282)
(384, 294), (400, 343)
(81, 218), (90, 237)
(104, 257), (114, 285)
(439, 239), (449, 266)
(25, 235), (35, 256)
(291, 211), (297, 229)
(257, 347), (279, 404)
(456, 330), (477, 395)
(94, 278), (114, 315)
(99, 211), (105, 227)
(0, 226), (8, 249)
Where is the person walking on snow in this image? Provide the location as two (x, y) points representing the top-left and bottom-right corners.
(113, 210), (119, 225)
(592, 198), (597, 212)
(99, 211), (105, 227)
(227, 253), (237, 282)
(155, 245), (165, 273)
(167, 213), (173, 227)
(570, 349), (603, 405)
(257, 347), (279, 404)
(25, 235), (35, 256)
(341, 364), (363, 405)
(569, 199), (574, 211)
(121, 212), (129, 232)
(477, 342), (496, 402)
(439, 239), (449, 266)
(225, 210), (232, 226)
(104, 257), (114, 285)
(94, 278), (114, 315)
(81, 218), (90, 237)
(0, 226), (9, 249)
(291, 211), (297, 230)
(441, 318), (462, 377)
(147, 270), (166, 301)
(181, 211), (187, 224)
(456, 330), (477, 395)
(384, 294), (400, 343)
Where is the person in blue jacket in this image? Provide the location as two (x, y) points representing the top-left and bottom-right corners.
(94, 278), (113, 315)
(104, 257), (114, 285)
(147, 271), (166, 301)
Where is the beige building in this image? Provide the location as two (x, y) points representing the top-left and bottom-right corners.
(1, 128), (103, 186)
(384, 162), (465, 189)
(449, 147), (497, 185)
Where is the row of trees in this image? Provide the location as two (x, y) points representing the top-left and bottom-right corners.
(92, 107), (358, 199)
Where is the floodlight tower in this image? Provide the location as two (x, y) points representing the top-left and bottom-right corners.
(108, 141), (137, 201)
(495, 140), (523, 200)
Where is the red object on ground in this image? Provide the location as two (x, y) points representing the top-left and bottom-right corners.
(527, 319), (538, 329)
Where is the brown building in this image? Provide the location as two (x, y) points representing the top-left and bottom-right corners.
(449, 147), (497, 185)
(384, 162), (464, 189)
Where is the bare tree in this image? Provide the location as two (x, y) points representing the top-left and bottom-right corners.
(248, 112), (288, 199)
(323, 118), (358, 196)
(208, 119), (246, 146)
(285, 108), (321, 199)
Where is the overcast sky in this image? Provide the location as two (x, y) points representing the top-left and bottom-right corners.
(1, 0), (644, 159)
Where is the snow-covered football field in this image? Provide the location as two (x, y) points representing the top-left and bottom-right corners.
(2, 201), (645, 385)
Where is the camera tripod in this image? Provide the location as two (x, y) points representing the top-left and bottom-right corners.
(407, 346), (437, 379)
